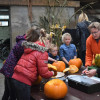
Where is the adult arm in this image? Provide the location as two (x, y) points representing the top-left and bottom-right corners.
(85, 38), (93, 67)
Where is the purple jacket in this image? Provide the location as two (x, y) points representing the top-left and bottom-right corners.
(0, 35), (25, 77)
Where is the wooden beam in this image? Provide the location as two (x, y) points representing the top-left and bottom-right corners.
(79, 0), (98, 2)
(0, 0), (80, 7)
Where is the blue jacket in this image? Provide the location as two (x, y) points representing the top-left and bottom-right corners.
(59, 43), (77, 61)
(0, 35), (25, 77)
(48, 53), (60, 64)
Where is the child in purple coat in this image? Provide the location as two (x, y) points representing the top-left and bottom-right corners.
(0, 35), (25, 100)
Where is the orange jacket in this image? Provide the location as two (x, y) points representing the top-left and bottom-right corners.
(85, 35), (100, 67)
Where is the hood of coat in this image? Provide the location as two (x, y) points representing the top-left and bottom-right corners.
(16, 35), (25, 43)
(22, 41), (48, 54)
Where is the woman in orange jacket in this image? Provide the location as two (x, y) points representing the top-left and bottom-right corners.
(82, 22), (100, 77)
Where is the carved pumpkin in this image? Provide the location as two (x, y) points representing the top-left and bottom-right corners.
(44, 79), (68, 99)
(33, 75), (42, 85)
(48, 64), (57, 76)
(63, 65), (79, 74)
(48, 64), (57, 71)
(52, 61), (66, 72)
(69, 65), (79, 73)
(69, 58), (82, 69)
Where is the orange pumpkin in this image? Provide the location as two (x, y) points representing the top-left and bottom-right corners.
(44, 79), (68, 99)
(33, 75), (42, 85)
(63, 65), (79, 74)
(69, 65), (79, 73)
(52, 61), (66, 72)
(69, 58), (82, 69)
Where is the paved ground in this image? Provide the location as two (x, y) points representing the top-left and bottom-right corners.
(0, 60), (4, 100)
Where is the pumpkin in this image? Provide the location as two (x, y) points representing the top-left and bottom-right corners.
(48, 64), (57, 71)
(52, 61), (66, 72)
(69, 65), (79, 73)
(95, 54), (100, 67)
(69, 58), (82, 69)
(44, 79), (68, 99)
(33, 75), (42, 85)
(63, 68), (70, 73)
(48, 64), (57, 76)
(63, 65), (79, 74)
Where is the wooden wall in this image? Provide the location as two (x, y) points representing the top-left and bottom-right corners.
(0, 0), (80, 7)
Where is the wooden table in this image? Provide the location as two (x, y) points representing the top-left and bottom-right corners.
(31, 67), (100, 100)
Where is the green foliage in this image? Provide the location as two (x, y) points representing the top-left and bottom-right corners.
(39, 0), (96, 47)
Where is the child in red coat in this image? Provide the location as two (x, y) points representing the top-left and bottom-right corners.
(8, 27), (56, 100)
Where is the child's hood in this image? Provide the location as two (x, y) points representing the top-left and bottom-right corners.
(16, 35), (25, 43)
(21, 41), (48, 54)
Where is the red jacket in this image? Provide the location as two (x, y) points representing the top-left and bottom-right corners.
(12, 41), (53, 86)
(85, 35), (100, 67)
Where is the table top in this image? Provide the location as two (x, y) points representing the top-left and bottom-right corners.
(31, 66), (100, 100)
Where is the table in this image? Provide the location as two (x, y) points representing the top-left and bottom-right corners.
(31, 67), (100, 100)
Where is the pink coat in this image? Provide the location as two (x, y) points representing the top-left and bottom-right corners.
(12, 41), (53, 86)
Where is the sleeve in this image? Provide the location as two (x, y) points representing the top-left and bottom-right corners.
(74, 45), (77, 56)
(76, 24), (81, 40)
(37, 52), (53, 79)
(13, 41), (24, 61)
(85, 38), (93, 67)
(59, 46), (64, 59)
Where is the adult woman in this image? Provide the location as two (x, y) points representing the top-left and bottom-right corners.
(82, 22), (100, 77)
(76, 12), (91, 65)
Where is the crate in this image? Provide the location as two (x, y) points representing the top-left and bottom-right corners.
(67, 75), (100, 94)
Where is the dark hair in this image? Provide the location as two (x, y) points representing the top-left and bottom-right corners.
(26, 27), (40, 42)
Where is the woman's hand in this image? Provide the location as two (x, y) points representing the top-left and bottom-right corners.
(82, 67), (88, 74)
(85, 69), (97, 77)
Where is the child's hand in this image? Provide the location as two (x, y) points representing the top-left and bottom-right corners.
(54, 60), (57, 62)
(66, 61), (69, 65)
(51, 71), (57, 76)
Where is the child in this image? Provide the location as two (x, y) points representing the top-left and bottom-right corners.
(40, 28), (58, 63)
(10, 27), (55, 100)
(40, 28), (52, 49)
(59, 33), (77, 66)
(48, 44), (60, 64)
(0, 35), (25, 100)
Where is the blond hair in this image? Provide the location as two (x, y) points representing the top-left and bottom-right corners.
(49, 44), (58, 51)
(62, 33), (72, 43)
(78, 12), (89, 23)
(88, 22), (100, 31)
